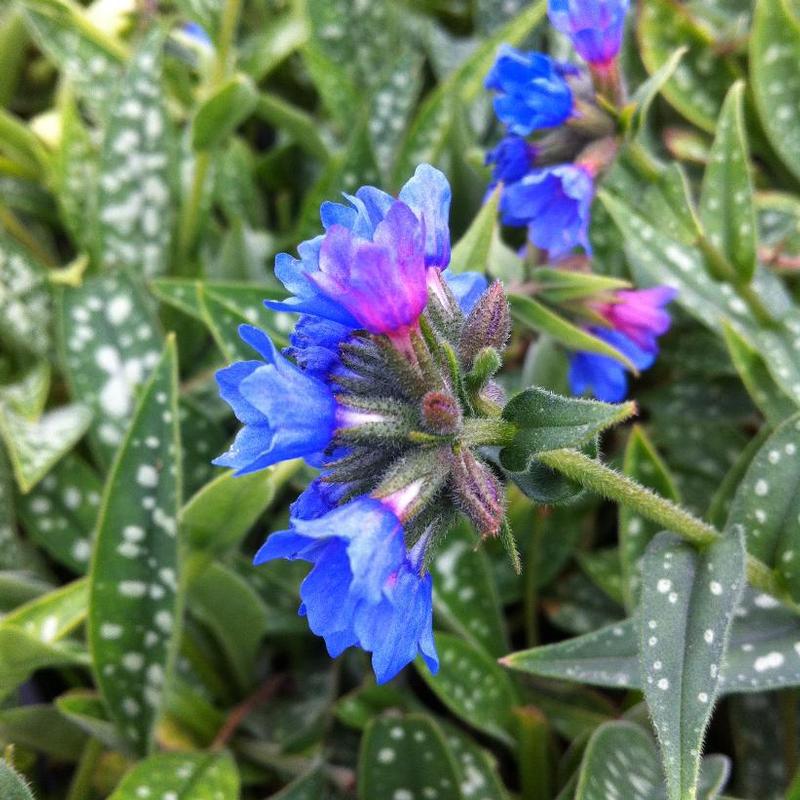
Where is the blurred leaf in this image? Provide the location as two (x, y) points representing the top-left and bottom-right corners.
(530, 268), (630, 304)
(95, 30), (174, 278)
(0, 705), (87, 760)
(499, 387), (635, 472)
(56, 690), (130, 752)
(699, 82), (757, 284)
(0, 234), (50, 357)
(726, 412), (800, 599)
(432, 521), (508, 657)
(88, 338), (182, 755)
(441, 721), (510, 799)
(751, 0), (800, 182)
(0, 402), (92, 494)
(449, 185), (500, 275)
(638, 529), (745, 800)
(193, 74), (258, 151)
(628, 46), (687, 138)
(508, 294), (637, 372)
(0, 362), (50, 421)
(187, 562), (269, 691)
(240, 14), (308, 81)
(182, 468), (275, 554)
(417, 633), (517, 746)
(58, 272), (163, 465)
(268, 769), (326, 799)
(17, 453), (102, 572)
(107, 752), (239, 799)
(359, 714), (462, 800)
(637, 0), (739, 132)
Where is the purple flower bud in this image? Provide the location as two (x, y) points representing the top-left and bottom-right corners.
(450, 450), (505, 538)
(500, 164), (594, 258)
(422, 391), (462, 435)
(459, 281), (511, 368)
(485, 45), (574, 136)
(548, 0), (630, 67)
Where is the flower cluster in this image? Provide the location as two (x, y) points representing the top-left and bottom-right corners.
(485, 0), (676, 402)
(485, 0), (629, 258)
(215, 165), (515, 684)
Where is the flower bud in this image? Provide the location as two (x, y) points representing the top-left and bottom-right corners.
(458, 281), (511, 369)
(422, 391), (462, 435)
(449, 449), (505, 539)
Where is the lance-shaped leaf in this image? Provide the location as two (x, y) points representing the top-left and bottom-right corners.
(0, 402), (92, 494)
(699, 82), (757, 284)
(722, 322), (798, 426)
(95, 29), (174, 277)
(530, 268), (630, 304)
(0, 234), (51, 357)
(638, 530), (745, 800)
(442, 721), (510, 800)
(620, 426), (680, 611)
(0, 760), (35, 800)
(56, 690), (129, 752)
(726, 413), (800, 600)
(17, 454), (102, 572)
(508, 293), (637, 371)
(58, 272), (163, 465)
(107, 753), (239, 800)
(431, 520), (509, 657)
(637, 0), (738, 132)
(358, 715), (462, 800)
(416, 633), (517, 746)
(449, 186), (501, 275)
(628, 46), (687, 139)
(192, 74), (258, 151)
(751, 0), (800, 183)
(500, 387), (636, 472)
(88, 337), (182, 755)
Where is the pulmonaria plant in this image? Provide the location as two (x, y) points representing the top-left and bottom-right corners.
(214, 165), (519, 684)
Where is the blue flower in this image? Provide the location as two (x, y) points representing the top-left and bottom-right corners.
(254, 495), (438, 684)
(568, 327), (656, 403)
(485, 45), (573, 136)
(500, 164), (594, 258)
(442, 269), (489, 315)
(213, 325), (337, 474)
(485, 135), (537, 186)
(548, 0), (630, 67)
(267, 164), (452, 332)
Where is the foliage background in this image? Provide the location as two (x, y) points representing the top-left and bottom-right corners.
(2, 0), (800, 797)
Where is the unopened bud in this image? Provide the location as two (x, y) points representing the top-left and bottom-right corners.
(450, 449), (505, 538)
(335, 396), (414, 441)
(373, 448), (449, 522)
(458, 281), (511, 368)
(422, 391), (462, 435)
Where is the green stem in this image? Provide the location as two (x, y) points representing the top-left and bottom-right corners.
(65, 738), (103, 800)
(514, 707), (552, 800)
(524, 520), (542, 647)
(462, 418), (516, 448)
(536, 448), (790, 605)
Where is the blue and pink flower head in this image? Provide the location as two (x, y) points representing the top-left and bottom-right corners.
(485, 0), (675, 402)
(214, 165), (492, 684)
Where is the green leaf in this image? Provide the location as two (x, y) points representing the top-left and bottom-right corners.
(638, 530), (745, 800)
(721, 322), (798, 425)
(628, 46), (687, 138)
(500, 387), (636, 472)
(637, 0), (739, 132)
(0, 402), (92, 494)
(107, 753), (239, 799)
(441, 721), (510, 800)
(416, 633), (517, 746)
(726, 413), (800, 599)
(508, 294), (637, 372)
(449, 185), (501, 275)
(530, 268), (630, 304)
(0, 705), (87, 760)
(240, 14), (308, 82)
(20, 0), (125, 117)
(751, 0), (800, 183)
(619, 426), (681, 611)
(187, 562), (269, 692)
(699, 82), (757, 283)
(88, 338), (182, 755)
(56, 690), (130, 752)
(267, 770), (326, 799)
(192, 74), (258, 151)
(578, 547), (625, 606)
(575, 721), (730, 800)
(255, 93), (330, 161)
(0, 234), (50, 357)
(358, 714), (462, 800)
(58, 272), (163, 465)
(182, 468), (275, 554)
(0, 759), (35, 800)
(16, 453), (102, 572)
(0, 362), (50, 421)
(95, 30), (174, 277)
(431, 520), (508, 657)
